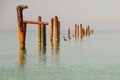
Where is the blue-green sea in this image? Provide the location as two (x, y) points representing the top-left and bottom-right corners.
(0, 30), (120, 80)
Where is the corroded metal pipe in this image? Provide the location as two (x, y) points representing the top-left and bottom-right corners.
(58, 21), (60, 40)
(50, 18), (53, 41)
(86, 25), (90, 36)
(41, 24), (47, 45)
(68, 27), (70, 39)
(80, 24), (83, 35)
(38, 16), (42, 43)
(74, 24), (77, 37)
(77, 25), (79, 36)
(16, 5), (28, 49)
(54, 16), (59, 42)
(17, 5), (48, 49)
(23, 20), (48, 25)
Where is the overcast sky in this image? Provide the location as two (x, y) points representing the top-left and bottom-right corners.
(1, 0), (120, 30)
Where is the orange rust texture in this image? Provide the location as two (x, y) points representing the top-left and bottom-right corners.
(41, 24), (46, 45)
(17, 5), (49, 49)
(54, 16), (59, 42)
(86, 25), (90, 36)
(68, 27), (70, 39)
(58, 21), (60, 40)
(19, 49), (26, 66)
(77, 25), (79, 36)
(80, 24), (83, 35)
(17, 5), (28, 49)
(50, 18), (53, 41)
(82, 28), (85, 35)
(18, 22), (27, 49)
(74, 24), (77, 37)
(38, 16), (42, 43)
(23, 20), (48, 25)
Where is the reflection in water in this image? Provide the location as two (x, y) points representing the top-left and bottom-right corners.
(18, 40), (60, 66)
(80, 35), (84, 42)
(38, 43), (41, 55)
(17, 49), (26, 80)
(50, 41), (54, 54)
(54, 41), (60, 64)
(18, 49), (27, 80)
(54, 41), (60, 54)
(50, 41), (60, 64)
(19, 49), (26, 67)
(38, 43), (46, 64)
(41, 45), (46, 54)
(74, 34), (79, 44)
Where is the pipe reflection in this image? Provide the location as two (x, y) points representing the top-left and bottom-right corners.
(38, 44), (46, 64)
(18, 49), (27, 80)
(50, 41), (54, 54)
(19, 49), (26, 67)
(38, 40), (60, 65)
(80, 35), (84, 42)
(53, 41), (60, 64)
(54, 41), (60, 54)
(48, 41), (60, 65)
(41, 45), (46, 54)
(38, 43), (41, 56)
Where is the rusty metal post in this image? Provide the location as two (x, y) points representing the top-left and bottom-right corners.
(77, 25), (79, 36)
(68, 27), (70, 39)
(80, 24), (83, 35)
(38, 16), (42, 43)
(41, 24), (46, 45)
(88, 25), (90, 35)
(23, 23), (27, 43)
(86, 25), (90, 36)
(50, 18), (53, 41)
(54, 16), (59, 42)
(16, 5), (28, 49)
(74, 24), (77, 37)
(58, 21), (60, 40)
(18, 23), (27, 49)
(82, 27), (85, 35)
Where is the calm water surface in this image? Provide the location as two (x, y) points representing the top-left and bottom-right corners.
(0, 30), (120, 80)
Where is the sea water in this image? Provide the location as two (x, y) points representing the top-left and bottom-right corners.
(0, 30), (120, 80)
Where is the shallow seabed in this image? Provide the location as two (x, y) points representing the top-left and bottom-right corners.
(0, 30), (120, 80)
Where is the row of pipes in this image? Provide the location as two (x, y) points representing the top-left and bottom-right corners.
(17, 5), (94, 66)
(68, 24), (93, 40)
(17, 5), (93, 50)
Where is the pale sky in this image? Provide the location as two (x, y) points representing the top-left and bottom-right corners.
(1, 0), (120, 30)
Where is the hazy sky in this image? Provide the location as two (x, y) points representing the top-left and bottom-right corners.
(1, 0), (120, 30)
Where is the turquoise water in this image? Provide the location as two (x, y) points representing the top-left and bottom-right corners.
(0, 30), (120, 80)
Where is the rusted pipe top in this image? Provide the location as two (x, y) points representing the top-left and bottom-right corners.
(23, 20), (48, 25)
(17, 5), (28, 9)
(42, 22), (49, 25)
